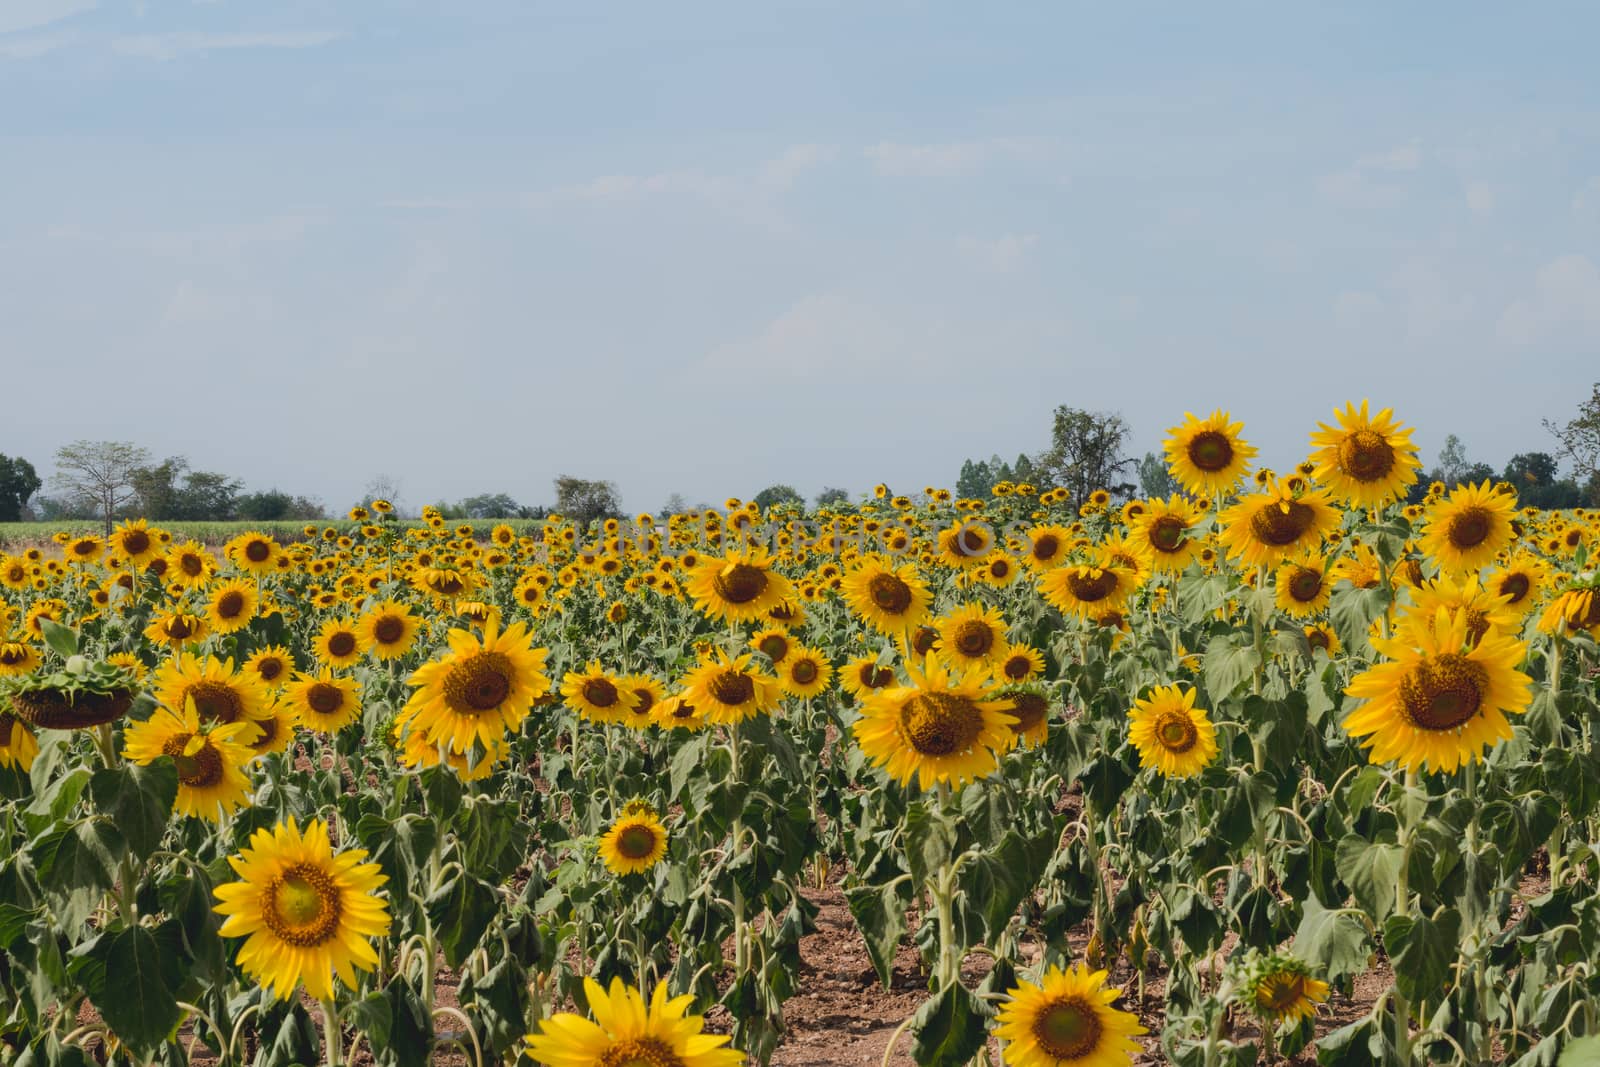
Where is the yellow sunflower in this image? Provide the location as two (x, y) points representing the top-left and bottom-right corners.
(598, 807), (669, 876)
(777, 646), (833, 698)
(1538, 578), (1600, 638)
(1131, 496), (1205, 573)
(312, 618), (364, 668)
(1020, 525), (1074, 571)
(994, 963), (1146, 1067)
(143, 610), (209, 649)
(1239, 951), (1330, 1026)
(839, 654), (897, 700)
(212, 817), (390, 1001)
(934, 602), (1012, 672)
(1303, 623), (1341, 657)
(561, 662), (640, 725)
(204, 579), (258, 635)
(524, 977), (741, 1067)
(226, 531), (281, 576)
(1417, 480), (1518, 575)
(123, 702), (255, 821)
(1484, 553), (1548, 617)
(841, 556), (932, 634)
(398, 617), (552, 754)
(108, 518), (164, 566)
(1401, 573), (1518, 647)
(244, 645), (296, 690)
(0, 640), (40, 678)
(0, 712), (40, 772)
(935, 521), (995, 570)
(684, 547), (794, 624)
(152, 653), (271, 739)
(1127, 684), (1218, 779)
(1344, 607), (1532, 773)
(283, 670), (361, 734)
(241, 700), (296, 758)
(749, 626), (796, 664)
(649, 692), (710, 732)
(1001, 688), (1050, 750)
(397, 727), (506, 780)
(998, 645), (1045, 683)
(681, 649), (781, 726)
(852, 654), (1015, 791)
(1165, 410), (1256, 498)
(356, 600), (420, 660)
(1273, 552), (1331, 618)
(1217, 480), (1340, 569)
(616, 674), (666, 730)
(1038, 561), (1137, 621)
(1307, 400), (1422, 507)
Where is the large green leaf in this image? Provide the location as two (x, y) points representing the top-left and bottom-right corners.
(1293, 893), (1371, 984)
(911, 982), (987, 1067)
(89, 760), (176, 859)
(902, 801), (955, 890)
(1383, 906), (1461, 1004)
(31, 819), (125, 895)
(1334, 834), (1402, 922)
(67, 922), (186, 1056)
(426, 873), (499, 967)
(845, 883), (906, 989)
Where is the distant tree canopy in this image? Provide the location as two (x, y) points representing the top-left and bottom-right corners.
(0, 454), (43, 522)
(1034, 407), (1137, 507)
(555, 476), (621, 531)
(53, 440), (150, 535)
(753, 484), (804, 511)
(236, 489), (326, 521)
(1545, 382), (1600, 505)
(814, 487), (850, 509)
(1137, 451), (1178, 499)
(130, 458), (243, 522)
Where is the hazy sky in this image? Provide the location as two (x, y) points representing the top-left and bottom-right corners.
(4, 2), (1599, 513)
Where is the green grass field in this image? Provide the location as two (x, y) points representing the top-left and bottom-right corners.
(0, 518), (551, 549)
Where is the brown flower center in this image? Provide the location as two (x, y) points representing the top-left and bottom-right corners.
(1032, 533), (1061, 561)
(161, 734), (224, 787)
(582, 677), (620, 708)
(120, 530), (151, 555)
(629, 688), (656, 717)
(306, 683), (346, 716)
(615, 823), (660, 861)
(1249, 502), (1315, 547)
(1003, 654), (1033, 680)
(1032, 995), (1103, 1060)
(326, 632), (358, 658)
(1399, 653), (1487, 731)
(900, 692), (983, 757)
(597, 1037), (684, 1067)
(711, 563), (767, 605)
(1497, 573), (1531, 605)
(186, 681), (244, 724)
(263, 863), (342, 947)
(1286, 568), (1323, 602)
(179, 553), (205, 577)
(1064, 569), (1117, 602)
(1155, 709), (1199, 753)
(244, 540), (272, 563)
(216, 591), (247, 620)
(255, 657), (285, 683)
(867, 572), (914, 614)
(1338, 429), (1396, 482)
(951, 620), (996, 658)
(1008, 692), (1048, 733)
(1446, 507), (1492, 550)
(373, 616), (406, 644)
(443, 652), (515, 713)
(1188, 431), (1234, 473)
(758, 634), (790, 661)
(1147, 516), (1187, 553)
(708, 670), (755, 706)
(790, 659), (819, 685)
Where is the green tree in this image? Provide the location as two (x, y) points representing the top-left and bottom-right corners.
(554, 475), (621, 532)
(1033, 407), (1136, 507)
(237, 490), (325, 521)
(457, 492), (527, 519)
(1137, 451), (1178, 498)
(53, 440), (151, 535)
(1545, 382), (1600, 504)
(753, 484), (804, 511)
(814, 487), (850, 509)
(956, 459), (992, 500)
(0, 454), (43, 522)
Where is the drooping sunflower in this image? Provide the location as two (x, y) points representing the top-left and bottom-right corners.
(684, 547), (794, 624)
(1236, 950), (1330, 1027)
(994, 963), (1146, 1067)
(598, 806), (669, 876)
(524, 977), (742, 1067)
(1127, 684), (1218, 779)
(1131, 496), (1205, 573)
(152, 653), (271, 739)
(934, 602), (1012, 672)
(853, 654), (1015, 791)
(204, 579), (259, 635)
(1038, 561), (1137, 621)
(396, 726), (506, 780)
(1164, 410), (1256, 498)
(1000, 688), (1050, 749)
(226, 531), (281, 576)
(1484, 553), (1549, 617)
(1417, 481), (1518, 576)
(840, 556), (931, 634)
(839, 654), (897, 699)
(212, 817), (391, 1001)
(283, 670), (361, 734)
(123, 702), (255, 821)
(777, 646), (833, 699)
(1344, 607), (1533, 774)
(1217, 480), (1340, 569)
(143, 610), (209, 649)
(399, 617), (552, 754)
(1307, 400), (1423, 507)
(1273, 552), (1332, 618)
(244, 645), (296, 690)
(1538, 577), (1600, 638)
(357, 600), (420, 660)
(561, 662), (640, 725)
(0, 712), (40, 772)
(681, 649), (781, 726)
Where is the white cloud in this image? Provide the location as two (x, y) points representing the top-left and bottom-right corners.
(1497, 254), (1600, 345)
(760, 143), (838, 188)
(1316, 142), (1424, 205)
(1465, 180), (1494, 217)
(0, 32), (72, 57)
(112, 30), (340, 60)
(702, 293), (904, 378)
(1334, 290), (1383, 328)
(1574, 177), (1600, 222)
(863, 137), (1041, 177)
(0, 0), (95, 35)
(958, 233), (1039, 272)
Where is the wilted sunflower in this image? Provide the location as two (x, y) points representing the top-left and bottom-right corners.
(357, 600), (419, 660)
(681, 649), (781, 726)
(1131, 496), (1204, 573)
(1127, 684), (1218, 779)
(397, 727), (506, 780)
(1538, 576), (1600, 638)
(399, 617), (552, 754)
(685, 547), (794, 624)
(1165, 410), (1257, 498)
(152, 653), (271, 739)
(283, 670), (361, 734)
(1344, 607), (1532, 773)
(312, 617), (364, 668)
(853, 654), (1015, 791)
(840, 556), (931, 634)
(244, 645), (296, 690)
(1039, 561), (1137, 620)
(1273, 552), (1331, 618)
(1236, 950), (1330, 1026)
(1307, 400), (1423, 507)
(212, 817), (390, 1001)
(1217, 480), (1340, 569)
(777, 646), (833, 698)
(0, 712), (40, 772)
(560, 661), (640, 725)
(934, 602), (1011, 672)
(598, 805), (669, 876)
(1417, 481), (1518, 575)
(524, 978), (742, 1067)
(124, 702), (255, 821)
(994, 963), (1146, 1067)
(205, 579), (259, 635)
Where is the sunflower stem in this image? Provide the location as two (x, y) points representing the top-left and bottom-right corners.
(319, 997), (343, 1067)
(1391, 767), (1417, 1065)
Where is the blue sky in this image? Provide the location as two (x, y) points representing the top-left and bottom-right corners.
(4, 1), (1599, 513)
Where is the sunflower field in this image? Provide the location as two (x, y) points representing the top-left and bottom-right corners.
(1, 403), (1598, 1067)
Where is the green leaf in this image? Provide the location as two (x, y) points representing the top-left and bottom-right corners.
(1558, 1035), (1600, 1066)
(1383, 906), (1461, 1004)
(845, 883), (906, 988)
(911, 982), (987, 1067)
(426, 873), (499, 968)
(89, 761), (176, 859)
(1335, 834), (1402, 922)
(31, 819), (125, 895)
(1203, 639), (1261, 702)
(256, 998), (321, 1067)
(0, 901), (34, 951)
(1316, 1015), (1381, 1067)
(67, 922), (185, 1056)
(1293, 893), (1372, 984)
(376, 978), (432, 1067)
(38, 618), (78, 658)
(459, 955), (528, 1058)
(902, 801), (955, 890)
